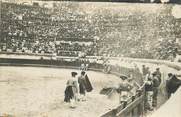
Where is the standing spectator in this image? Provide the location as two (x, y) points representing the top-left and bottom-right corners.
(80, 63), (86, 71)
(166, 73), (181, 99)
(145, 67), (151, 79)
(153, 68), (162, 85)
(146, 67), (150, 74)
(85, 63), (89, 71)
(142, 65), (147, 79)
(152, 73), (161, 108)
(144, 75), (154, 111)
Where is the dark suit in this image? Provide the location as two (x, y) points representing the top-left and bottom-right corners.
(166, 75), (181, 98)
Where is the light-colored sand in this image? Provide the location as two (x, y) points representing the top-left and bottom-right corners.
(0, 66), (122, 117)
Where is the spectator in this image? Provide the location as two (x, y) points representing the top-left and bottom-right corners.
(144, 75), (154, 111)
(166, 73), (181, 99)
(142, 65), (147, 79)
(153, 68), (162, 86)
(128, 74), (140, 96)
(118, 76), (133, 103)
(1, 2), (96, 57)
(152, 73), (161, 108)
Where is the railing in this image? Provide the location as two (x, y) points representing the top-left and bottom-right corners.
(100, 57), (181, 117)
(100, 83), (145, 117)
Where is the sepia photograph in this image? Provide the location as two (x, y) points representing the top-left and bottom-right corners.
(0, 0), (181, 117)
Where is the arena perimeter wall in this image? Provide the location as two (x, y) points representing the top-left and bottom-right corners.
(0, 55), (180, 88)
(0, 56), (143, 83)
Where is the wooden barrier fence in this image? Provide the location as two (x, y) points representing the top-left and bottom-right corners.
(100, 84), (145, 117)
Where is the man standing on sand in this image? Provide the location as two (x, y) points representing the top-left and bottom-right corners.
(78, 71), (93, 101)
(78, 71), (86, 101)
(64, 72), (79, 108)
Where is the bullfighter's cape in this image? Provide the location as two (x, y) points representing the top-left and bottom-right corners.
(84, 74), (93, 92)
(64, 86), (74, 102)
(100, 87), (115, 95)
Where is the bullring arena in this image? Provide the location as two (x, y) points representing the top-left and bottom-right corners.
(1, 0), (181, 117)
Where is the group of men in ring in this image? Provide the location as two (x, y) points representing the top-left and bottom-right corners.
(64, 71), (93, 108)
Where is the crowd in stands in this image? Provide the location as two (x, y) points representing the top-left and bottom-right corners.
(154, 39), (180, 61)
(1, 2), (181, 60)
(1, 2), (96, 56)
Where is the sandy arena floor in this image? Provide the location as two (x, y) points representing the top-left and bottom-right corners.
(0, 66), (122, 117)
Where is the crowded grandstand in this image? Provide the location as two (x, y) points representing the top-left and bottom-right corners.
(1, 1), (181, 61)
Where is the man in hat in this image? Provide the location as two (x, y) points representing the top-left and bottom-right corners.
(166, 73), (181, 99)
(78, 71), (86, 101)
(144, 74), (154, 111)
(142, 65), (147, 79)
(153, 68), (162, 85)
(128, 74), (140, 96)
(118, 75), (133, 103)
(152, 72), (160, 108)
(64, 72), (79, 108)
(78, 71), (93, 101)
